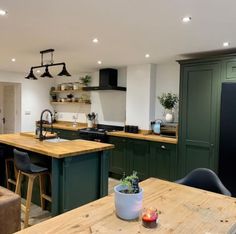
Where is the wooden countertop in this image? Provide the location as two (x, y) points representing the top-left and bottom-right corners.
(38, 121), (87, 131)
(0, 133), (114, 158)
(108, 131), (178, 144)
(16, 178), (236, 234)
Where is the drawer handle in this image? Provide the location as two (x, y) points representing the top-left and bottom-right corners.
(161, 145), (166, 149)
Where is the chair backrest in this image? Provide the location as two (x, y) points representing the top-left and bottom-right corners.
(13, 149), (32, 173)
(175, 168), (231, 196)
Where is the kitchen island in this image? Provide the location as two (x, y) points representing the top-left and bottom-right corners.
(0, 133), (114, 216)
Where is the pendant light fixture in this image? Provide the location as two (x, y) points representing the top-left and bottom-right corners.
(25, 49), (71, 80)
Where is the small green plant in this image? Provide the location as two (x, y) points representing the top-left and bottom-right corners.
(158, 92), (178, 110)
(80, 75), (91, 86)
(120, 171), (140, 194)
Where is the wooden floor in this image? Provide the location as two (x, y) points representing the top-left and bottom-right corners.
(20, 178), (119, 229)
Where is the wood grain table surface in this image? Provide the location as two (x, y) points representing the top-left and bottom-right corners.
(15, 178), (236, 234)
(107, 131), (177, 144)
(0, 133), (114, 158)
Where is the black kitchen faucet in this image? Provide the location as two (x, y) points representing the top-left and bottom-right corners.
(39, 109), (54, 141)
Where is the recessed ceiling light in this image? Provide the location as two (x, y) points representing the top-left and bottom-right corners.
(0, 9), (7, 16)
(36, 70), (41, 73)
(223, 42), (230, 47)
(11, 58), (16, 62)
(182, 16), (191, 23)
(145, 54), (150, 58)
(97, 60), (102, 65)
(93, 38), (99, 43)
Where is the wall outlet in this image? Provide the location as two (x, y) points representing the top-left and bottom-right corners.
(25, 110), (31, 115)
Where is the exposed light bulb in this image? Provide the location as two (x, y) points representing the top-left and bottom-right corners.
(223, 42), (230, 47)
(182, 16), (191, 23)
(93, 38), (99, 43)
(0, 9), (7, 16)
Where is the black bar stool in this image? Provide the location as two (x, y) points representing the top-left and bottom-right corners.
(13, 149), (52, 228)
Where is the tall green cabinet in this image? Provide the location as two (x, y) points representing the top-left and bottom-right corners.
(178, 53), (236, 177)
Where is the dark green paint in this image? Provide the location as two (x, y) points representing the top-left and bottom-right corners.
(108, 136), (177, 181)
(178, 63), (220, 177)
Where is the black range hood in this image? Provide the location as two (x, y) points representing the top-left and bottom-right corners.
(83, 68), (126, 91)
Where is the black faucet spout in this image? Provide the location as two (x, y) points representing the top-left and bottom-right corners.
(39, 109), (53, 141)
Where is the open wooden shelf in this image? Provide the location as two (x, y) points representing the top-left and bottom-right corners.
(50, 101), (91, 105)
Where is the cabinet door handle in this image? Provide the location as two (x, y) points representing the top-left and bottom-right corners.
(161, 145), (166, 150)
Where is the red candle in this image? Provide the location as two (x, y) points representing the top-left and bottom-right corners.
(142, 208), (158, 228)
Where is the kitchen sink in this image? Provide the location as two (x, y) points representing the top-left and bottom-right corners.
(44, 138), (69, 143)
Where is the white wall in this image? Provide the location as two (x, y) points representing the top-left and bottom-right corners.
(126, 64), (156, 130)
(90, 68), (126, 126)
(155, 62), (180, 121)
(0, 71), (54, 132)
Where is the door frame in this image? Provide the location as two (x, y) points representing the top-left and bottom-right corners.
(0, 82), (21, 134)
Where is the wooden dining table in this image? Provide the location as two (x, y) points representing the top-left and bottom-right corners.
(16, 177), (236, 234)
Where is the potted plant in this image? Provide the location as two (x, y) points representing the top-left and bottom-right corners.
(114, 171), (143, 220)
(158, 92), (178, 122)
(80, 75), (91, 86)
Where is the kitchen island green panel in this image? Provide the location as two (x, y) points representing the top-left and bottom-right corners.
(51, 150), (109, 215)
(0, 144), (110, 216)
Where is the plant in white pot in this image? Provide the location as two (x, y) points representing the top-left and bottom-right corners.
(158, 92), (178, 123)
(114, 171), (143, 220)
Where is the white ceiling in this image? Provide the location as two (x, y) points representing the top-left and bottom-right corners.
(0, 0), (236, 75)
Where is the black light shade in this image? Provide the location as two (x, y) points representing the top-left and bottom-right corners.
(58, 64), (71, 76)
(25, 69), (37, 80)
(41, 66), (53, 78)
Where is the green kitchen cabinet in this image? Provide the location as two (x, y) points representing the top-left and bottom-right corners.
(108, 136), (177, 181)
(222, 58), (236, 81)
(44, 128), (79, 140)
(149, 142), (177, 181)
(126, 139), (150, 180)
(178, 62), (221, 177)
(109, 136), (127, 179)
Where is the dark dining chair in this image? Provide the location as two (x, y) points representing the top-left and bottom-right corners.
(175, 168), (231, 196)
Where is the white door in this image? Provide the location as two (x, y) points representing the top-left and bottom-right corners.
(2, 85), (15, 133)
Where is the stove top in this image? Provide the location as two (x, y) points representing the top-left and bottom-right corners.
(79, 128), (107, 134)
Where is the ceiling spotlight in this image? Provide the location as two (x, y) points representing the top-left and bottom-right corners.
(182, 16), (191, 23)
(145, 54), (150, 58)
(0, 9), (7, 16)
(223, 42), (230, 47)
(11, 58), (16, 62)
(93, 38), (99, 43)
(97, 61), (102, 65)
(25, 69), (37, 80)
(25, 48), (71, 80)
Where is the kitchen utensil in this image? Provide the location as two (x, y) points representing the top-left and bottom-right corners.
(151, 120), (162, 135)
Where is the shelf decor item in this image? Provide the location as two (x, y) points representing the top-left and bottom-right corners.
(114, 171), (143, 220)
(80, 75), (91, 86)
(158, 92), (178, 123)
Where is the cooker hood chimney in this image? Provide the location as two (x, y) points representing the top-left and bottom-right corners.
(83, 68), (126, 91)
